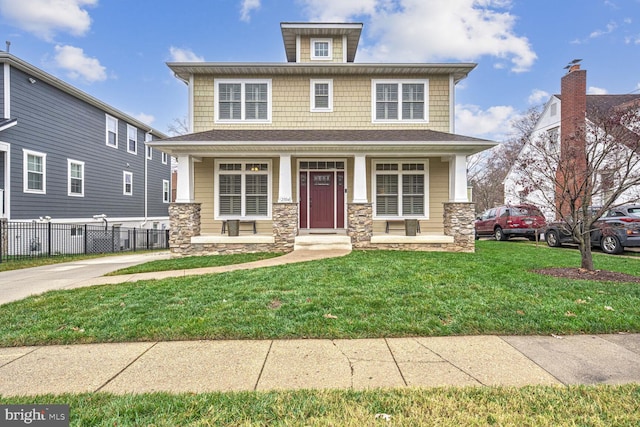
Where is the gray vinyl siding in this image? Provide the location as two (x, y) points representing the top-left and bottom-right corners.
(5, 66), (170, 221)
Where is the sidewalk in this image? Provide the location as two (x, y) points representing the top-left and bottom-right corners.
(1, 334), (639, 396)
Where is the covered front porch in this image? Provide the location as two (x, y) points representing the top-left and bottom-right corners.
(150, 129), (493, 256)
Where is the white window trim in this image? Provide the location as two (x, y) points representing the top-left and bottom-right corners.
(162, 152), (168, 165)
(214, 159), (272, 220)
(67, 159), (85, 197)
(127, 124), (138, 155)
(123, 171), (133, 196)
(310, 79), (333, 112)
(145, 132), (153, 159)
(371, 159), (430, 220)
(163, 179), (170, 203)
(23, 149), (47, 194)
(214, 79), (272, 123)
(310, 38), (332, 60)
(371, 79), (429, 123)
(106, 114), (118, 148)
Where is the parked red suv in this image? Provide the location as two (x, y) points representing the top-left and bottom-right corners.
(475, 204), (547, 241)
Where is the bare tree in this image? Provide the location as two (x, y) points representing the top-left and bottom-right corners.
(167, 116), (190, 136)
(514, 102), (640, 270)
(469, 106), (541, 213)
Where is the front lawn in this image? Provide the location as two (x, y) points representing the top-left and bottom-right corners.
(1, 240), (639, 347)
(2, 386), (639, 426)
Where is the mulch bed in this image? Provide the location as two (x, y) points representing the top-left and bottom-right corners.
(535, 268), (640, 283)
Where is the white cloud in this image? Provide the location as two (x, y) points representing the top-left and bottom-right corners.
(455, 103), (519, 141)
(588, 86), (608, 95)
(169, 46), (204, 62)
(300, 0), (537, 72)
(133, 112), (155, 126)
(528, 89), (550, 105)
(240, 0), (261, 22)
(0, 0), (97, 41)
(589, 21), (618, 39)
(53, 45), (106, 82)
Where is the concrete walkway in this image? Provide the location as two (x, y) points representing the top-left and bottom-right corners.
(1, 250), (640, 396)
(1, 334), (639, 396)
(0, 249), (351, 305)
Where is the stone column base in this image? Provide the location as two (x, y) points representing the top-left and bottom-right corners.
(169, 203), (201, 257)
(347, 203), (373, 248)
(443, 202), (476, 253)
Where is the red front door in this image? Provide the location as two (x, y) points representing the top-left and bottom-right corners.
(310, 172), (334, 228)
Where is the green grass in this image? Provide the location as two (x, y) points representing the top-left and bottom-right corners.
(105, 252), (281, 275)
(2, 386), (639, 426)
(1, 240), (639, 347)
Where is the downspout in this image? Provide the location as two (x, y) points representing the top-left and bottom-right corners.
(3, 62), (11, 219)
(142, 131), (150, 227)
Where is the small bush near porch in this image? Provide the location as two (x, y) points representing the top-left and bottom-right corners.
(1, 240), (639, 347)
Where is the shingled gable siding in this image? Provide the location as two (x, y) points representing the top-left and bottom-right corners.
(192, 74), (452, 133)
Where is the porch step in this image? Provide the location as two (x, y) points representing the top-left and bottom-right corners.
(294, 235), (352, 251)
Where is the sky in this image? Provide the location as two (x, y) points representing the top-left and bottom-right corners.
(1, 0), (639, 142)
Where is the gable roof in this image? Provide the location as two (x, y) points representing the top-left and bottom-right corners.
(150, 128), (496, 156)
(555, 94), (640, 119)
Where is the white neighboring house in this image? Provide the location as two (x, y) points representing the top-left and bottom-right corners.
(504, 65), (640, 221)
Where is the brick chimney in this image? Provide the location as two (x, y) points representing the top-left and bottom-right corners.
(556, 64), (588, 216)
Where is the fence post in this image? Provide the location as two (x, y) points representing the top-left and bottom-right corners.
(47, 222), (52, 257)
(0, 218), (5, 263)
(133, 228), (137, 252)
(84, 224), (88, 254)
(111, 225), (115, 253)
(147, 229), (151, 250)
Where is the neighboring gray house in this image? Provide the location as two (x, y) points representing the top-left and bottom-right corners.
(0, 52), (171, 229)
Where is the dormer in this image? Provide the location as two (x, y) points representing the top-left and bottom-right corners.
(280, 22), (363, 63)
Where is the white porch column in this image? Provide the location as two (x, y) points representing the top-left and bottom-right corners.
(175, 155), (194, 203)
(352, 154), (368, 203)
(278, 154), (293, 202)
(449, 154), (469, 202)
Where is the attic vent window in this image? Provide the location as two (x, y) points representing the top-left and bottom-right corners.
(550, 103), (558, 116)
(311, 38), (332, 60)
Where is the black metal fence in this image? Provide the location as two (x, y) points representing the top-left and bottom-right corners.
(0, 222), (169, 263)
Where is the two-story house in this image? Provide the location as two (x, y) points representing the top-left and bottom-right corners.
(151, 22), (495, 255)
(0, 52), (172, 230)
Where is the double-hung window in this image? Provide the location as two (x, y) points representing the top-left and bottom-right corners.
(23, 149), (46, 194)
(311, 38), (332, 60)
(310, 79), (333, 112)
(106, 115), (118, 148)
(68, 159), (84, 197)
(374, 161), (428, 218)
(123, 171), (133, 195)
(145, 132), (153, 159)
(215, 79), (271, 122)
(163, 179), (170, 203)
(217, 161), (270, 218)
(127, 125), (137, 154)
(372, 80), (428, 122)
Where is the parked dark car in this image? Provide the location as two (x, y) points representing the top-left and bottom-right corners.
(545, 204), (640, 254)
(475, 204), (547, 241)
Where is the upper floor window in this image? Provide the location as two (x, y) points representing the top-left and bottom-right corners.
(23, 149), (46, 194)
(68, 159), (84, 197)
(145, 132), (153, 159)
(127, 125), (137, 154)
(106, 115), (118, 148)
(372, 80), (429, 123)
(123, 171), (133, 195)
(311, 38), (332, 60)
(310, 79), (333, 112)
(162, 152), (168, 164)
(215, 79), (272, 123)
